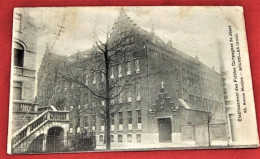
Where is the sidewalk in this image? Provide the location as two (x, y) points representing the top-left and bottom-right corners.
(96, 142), (200, 150)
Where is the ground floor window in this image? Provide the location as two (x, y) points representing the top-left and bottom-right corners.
(136, 134), (141, 143)
(110, 135), (114, 142)
(118, 134), (123, 142)
(99, 135), (103, 142)
(127, 134), (132, 142)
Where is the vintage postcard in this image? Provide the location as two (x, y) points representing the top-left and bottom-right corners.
(8, 6), (259, 154)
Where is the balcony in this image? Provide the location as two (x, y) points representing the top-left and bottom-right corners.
(13, 66), (35, 77)
(13, 101), (38, 113)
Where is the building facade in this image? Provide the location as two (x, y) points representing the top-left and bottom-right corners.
(11, 9), (39, 133)
(37, 9), (227, 146)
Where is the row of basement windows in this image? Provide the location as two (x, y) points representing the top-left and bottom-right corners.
(86, 58), (140, 85)
(99, 134), (142, 143)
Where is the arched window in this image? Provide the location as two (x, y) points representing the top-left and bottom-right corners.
(118, 134), (123, 142)
(127, 134), (132, 142)
(136, 134), (141, 143)
(99, 135), (103, 142)
(110, 135), (114, 142)
(13, 42), (24, 67)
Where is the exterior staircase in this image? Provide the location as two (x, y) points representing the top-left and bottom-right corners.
(12, 109), (70, 154)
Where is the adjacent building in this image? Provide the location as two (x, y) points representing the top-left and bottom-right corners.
(10, 9), (39, 133)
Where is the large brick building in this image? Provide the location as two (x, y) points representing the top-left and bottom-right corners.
(37, 9), (227, 146)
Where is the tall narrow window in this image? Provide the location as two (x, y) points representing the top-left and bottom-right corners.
(126, 61), (131, 75)
(92, 72), (96, 84)
(127, 134), (132, 142)
(127, 89), (132, 102)
(128, 111), (132, 124)
(111, 113), (114, 125)
(118, 112), (123, 124)
(14, 43), (24, 67)
(101, 69), (105, 82)
(118, 134), (123, 142)
(13, 82), (22, 100)
(118, 64), (122, 77)
(110, 66), (114, 79)
(92, 115), (96, 130)
(136, 110), (142, 129)
(128, 111), (132, 131)
(84, 116), (88, 127)
(136, 83), (141, 101)
(110, 135), (114, 142)
(136, 134), (141, 143)
(134, 58), (140, 73)
(100, 118), (104, 131)
(119, 89), (123, 103)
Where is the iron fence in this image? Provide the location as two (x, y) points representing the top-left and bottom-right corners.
(12, 133), (96, 154)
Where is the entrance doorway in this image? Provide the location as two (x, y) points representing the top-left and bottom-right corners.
(46, 127), (64, 152)
(158, 118), (172, 143)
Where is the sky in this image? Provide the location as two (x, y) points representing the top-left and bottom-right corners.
(20, 6), (241, 73)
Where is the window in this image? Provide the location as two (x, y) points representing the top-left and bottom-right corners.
(136, 83), (141, 101)
(118, 64), (122, 77)
(100, 118), (104, 126)
(118, 134), (123, 142)
(111, 113), (114, 125)
(14, 13), (22, 32)
(117, 91), (122, 103)
(69, 122), (73, 133)
(101, 69), (105, 82)
(99, 135), (103, 142)
(13, 82), (22, 100)
(110, 135), (114, 142)
(224, 87), (228, 94)
(110, 66), (114, 79)
(101, 100), (105, 106)
(13, 43), (24, 67)
(85, 74), (88, 85)
(126, 61), (131, 75)
(127, 89), (132, 102)
(92, 115), (96, 130)
(92, 72), (96, 84)
(136, 134), (141, 143)
(134, 58), (140, 73)
(84, 116), (88, 127)
(118, 112), (123, 125)
(127, 111), (132, 124)
(100, 118), (105, 131)
(137, 110), (141, 124)
(127, 134), (132, 142)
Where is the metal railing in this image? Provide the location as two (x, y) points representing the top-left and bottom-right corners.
(12, 110), (69, 148)
(14, 66), (23, 74)
(12, 133), (96, 154)
(13, 66), (35, 77)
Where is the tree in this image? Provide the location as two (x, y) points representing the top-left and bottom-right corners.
(42, 9), (165, 149)
(46, 22), (149, 149)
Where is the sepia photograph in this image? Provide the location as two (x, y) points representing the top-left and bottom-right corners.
(8, 6), (259, 154)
